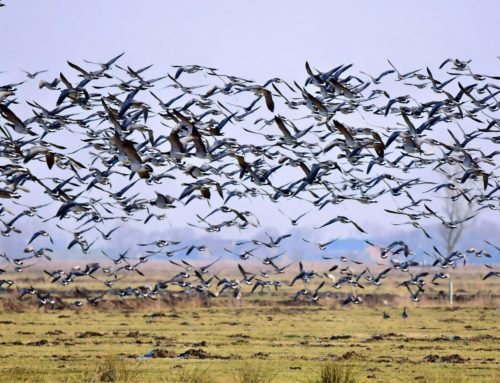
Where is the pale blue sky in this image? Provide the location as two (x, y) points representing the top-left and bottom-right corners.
(2, 1), (498, 82)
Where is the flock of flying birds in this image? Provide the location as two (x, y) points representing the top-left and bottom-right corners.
(0, 53), (499, 310)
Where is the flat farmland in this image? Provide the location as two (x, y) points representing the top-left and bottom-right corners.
(1, 271), (499, 383)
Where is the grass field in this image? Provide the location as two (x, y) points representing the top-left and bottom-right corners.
(0, 267), (499, 382)
(1, 303), (499, 382)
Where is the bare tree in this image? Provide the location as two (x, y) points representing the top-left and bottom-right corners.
(440, 188), (474, 256)
(439, 164), (475, 257)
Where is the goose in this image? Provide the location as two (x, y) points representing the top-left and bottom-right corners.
(28, 230), (54, 244)
(0, 104), (37, 135)
(402, 307), (408, 319)
(259, 251), (285, 266)
(95, 225), (121, 241)
(269, 261), (292, 274)
(238, 264), (257, 285)
(278, 208), (309, 226)
(366, 267), (391, 285)
(22, 69), (48, 79)
(343, 295), (362, 305)
(17, 286), (38, 300)
(315, 215), (366, 233)
(482, 266), (500, 280)
(191, 257), (221, 274)
(405, 285), (424, 302)
(302, 237), (339, 251)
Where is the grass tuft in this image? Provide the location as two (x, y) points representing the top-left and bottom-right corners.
(1, 367), (46, 383)
(172, 366), (214, 383)
(234, 361), (276, 383)
(85, 355), (139, 383)
(311, 362), (359, 383)
(421, 369), (466, 383)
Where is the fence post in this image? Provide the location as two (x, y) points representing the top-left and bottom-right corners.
(449, 280), (453, 305)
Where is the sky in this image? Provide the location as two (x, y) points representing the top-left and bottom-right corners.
(0, 1), (499, 261)
(2, 1), (499, 82)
